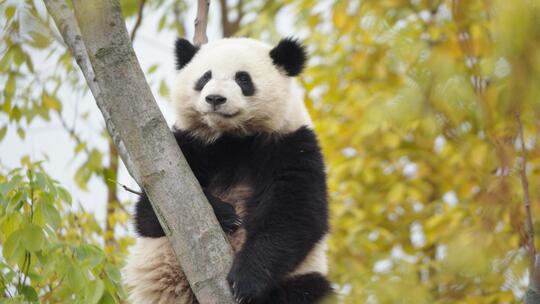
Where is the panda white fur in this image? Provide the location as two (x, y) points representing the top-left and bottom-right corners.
(123, 37), (331, 304)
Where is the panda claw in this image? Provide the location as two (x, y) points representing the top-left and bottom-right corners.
(221, 216), (242, 234)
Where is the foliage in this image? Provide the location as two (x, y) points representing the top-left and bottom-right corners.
(0, 0), (142, 301)
(3, 0), (540, 303)
(274, 0), (539, 302)
(0, 160), (127, 303)
(0, 0), (221, 300)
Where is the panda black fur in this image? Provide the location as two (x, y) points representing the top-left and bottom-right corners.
(123, 37), (332, 304)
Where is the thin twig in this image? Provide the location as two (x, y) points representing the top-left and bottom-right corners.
(518, 112), (540, 301)
(0, 272), (13, 298)
(121, 184), (142, 196)
(130, 0), (146, 41)
(193, 0), (210, 45)
(516, 112), (537, 270)
(57, 112), (90, 154)
(107, 178), (142, 196)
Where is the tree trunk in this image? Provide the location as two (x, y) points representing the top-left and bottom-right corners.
(43, 0), (235, 303)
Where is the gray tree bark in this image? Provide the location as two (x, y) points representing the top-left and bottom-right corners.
(43, 0), (235, 303)
(193, 0), (210, 45)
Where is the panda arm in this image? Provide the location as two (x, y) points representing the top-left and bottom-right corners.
(228, 129), (329, 301)
(133, 129), (241, 237)
(134, 192), (166, 237)
(134, 189), (241, 237)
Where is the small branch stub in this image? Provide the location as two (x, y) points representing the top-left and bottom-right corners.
(193, 0), (210, 45)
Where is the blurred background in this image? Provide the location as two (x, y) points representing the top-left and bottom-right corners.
(1, 0), (540, 303)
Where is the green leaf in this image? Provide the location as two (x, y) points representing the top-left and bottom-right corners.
(41, 203), (61, 229)
(21, 224), (45, 252)
(98, 290), (116, 304)
(66, 265), (86, 292)
(88, 149), (103, 169)
(58, 187), (72, 205)
(2, 93), (12, 113)
(29, 31), (52, 49)
(158, 14), (167, 31)
(5, 6), (16, 20)
(26, 56), (34, 73)
(120, 0), (138, 16)
(78, 245), (105, 268)
(1, 212), (23, 237)
(7, 190), (24, 213)
(5, 73), (16, 98)
(147, 64), (159, 74)
(159, 80), (169, 97)
(42, 93), (62, 113)
(20, 285), (38, 302)
(0, 175), (23, 195)
(16, 127), (25, 140)
(0, 126), (7, 142)
(74, 142), (87, 154)
(3, 230), (23, 261)
(11, 106), (22, 122)
(0, 47), (13, 72)
(86, 280), (105, 304)
(12, 46), (25, 66)
(105, 264), (121, 283)
(34, 171), (48, 189)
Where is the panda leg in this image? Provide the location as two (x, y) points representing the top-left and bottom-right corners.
(123, 237), (195, 304)
(261, 273), (333, 304)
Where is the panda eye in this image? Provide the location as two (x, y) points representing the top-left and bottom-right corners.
(194, 70), (212, 91)
(236, 73), (249, 83)
(235, 71), (255, 96)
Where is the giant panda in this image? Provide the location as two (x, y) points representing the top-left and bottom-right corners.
(123, 37), (332, 304)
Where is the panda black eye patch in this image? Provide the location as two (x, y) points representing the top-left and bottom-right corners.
(194, 70), (212, 91)
(235, 71), (255, 96)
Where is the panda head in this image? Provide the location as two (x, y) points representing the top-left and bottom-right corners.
(171, 37), (312, 142)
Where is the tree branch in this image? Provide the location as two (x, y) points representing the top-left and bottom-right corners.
(516, 112), (536, 268)
(42, 0), (101, 101)
(44, 0), (235, 303)
(516, 112), (540, 303)
(193, 0), (210, 45)
(219, 0), (242, 38)
(130, 0), (146, 41)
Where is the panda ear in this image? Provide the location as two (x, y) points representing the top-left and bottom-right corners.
(269, 38), (307, 77)
(175, 38), (199, 70)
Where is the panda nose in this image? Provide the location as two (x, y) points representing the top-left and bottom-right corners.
(205, 94), (227, 106)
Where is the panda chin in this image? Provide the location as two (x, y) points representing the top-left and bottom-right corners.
(201, 111), (244, 132)
(204, 111), (240, 119)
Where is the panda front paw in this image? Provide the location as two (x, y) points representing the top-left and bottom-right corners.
(219, 209), (242, 234)
(204, 189), (242, 234)
(227, 259), (271, 304)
